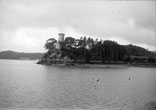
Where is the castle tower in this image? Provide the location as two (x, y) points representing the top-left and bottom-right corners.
(56, 33), (65, 49)
(58, 33), (65, 42)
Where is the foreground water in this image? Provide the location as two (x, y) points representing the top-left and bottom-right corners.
(0, 59), (156, 110)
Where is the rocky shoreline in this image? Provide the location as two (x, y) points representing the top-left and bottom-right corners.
(37, 60), (156, 68)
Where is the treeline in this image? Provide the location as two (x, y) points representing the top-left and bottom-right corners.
(0, 50), (43, 60)
(42, 36), (156, 64)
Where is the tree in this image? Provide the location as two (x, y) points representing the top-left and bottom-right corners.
(40, 35), (154, 65)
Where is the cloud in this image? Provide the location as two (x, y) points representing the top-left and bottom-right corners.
(0, 0), (155, 52)
(0, 26), (86, 52)
(127, 1), (155, 31)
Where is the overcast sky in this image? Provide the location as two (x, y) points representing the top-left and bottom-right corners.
(0, 0), (155, 52)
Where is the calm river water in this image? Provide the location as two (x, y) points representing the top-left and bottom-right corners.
(0, 59), (156, 110)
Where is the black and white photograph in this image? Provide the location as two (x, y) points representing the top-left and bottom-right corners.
(0, 0), (156, 110)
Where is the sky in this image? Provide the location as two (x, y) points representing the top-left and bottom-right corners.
(0, 0), (155, 53)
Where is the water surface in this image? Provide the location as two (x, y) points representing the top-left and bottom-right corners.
(0, 59), (156, 110)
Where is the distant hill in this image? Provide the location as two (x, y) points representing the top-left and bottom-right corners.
(125, 44), (155, 57)
(0, 50), (43, 60)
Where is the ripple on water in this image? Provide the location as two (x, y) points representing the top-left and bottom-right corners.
(0, 60), (156, 110)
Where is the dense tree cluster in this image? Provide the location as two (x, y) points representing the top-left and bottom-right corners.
(42, 36), (130, 63)
(40, 36), (156, 64)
